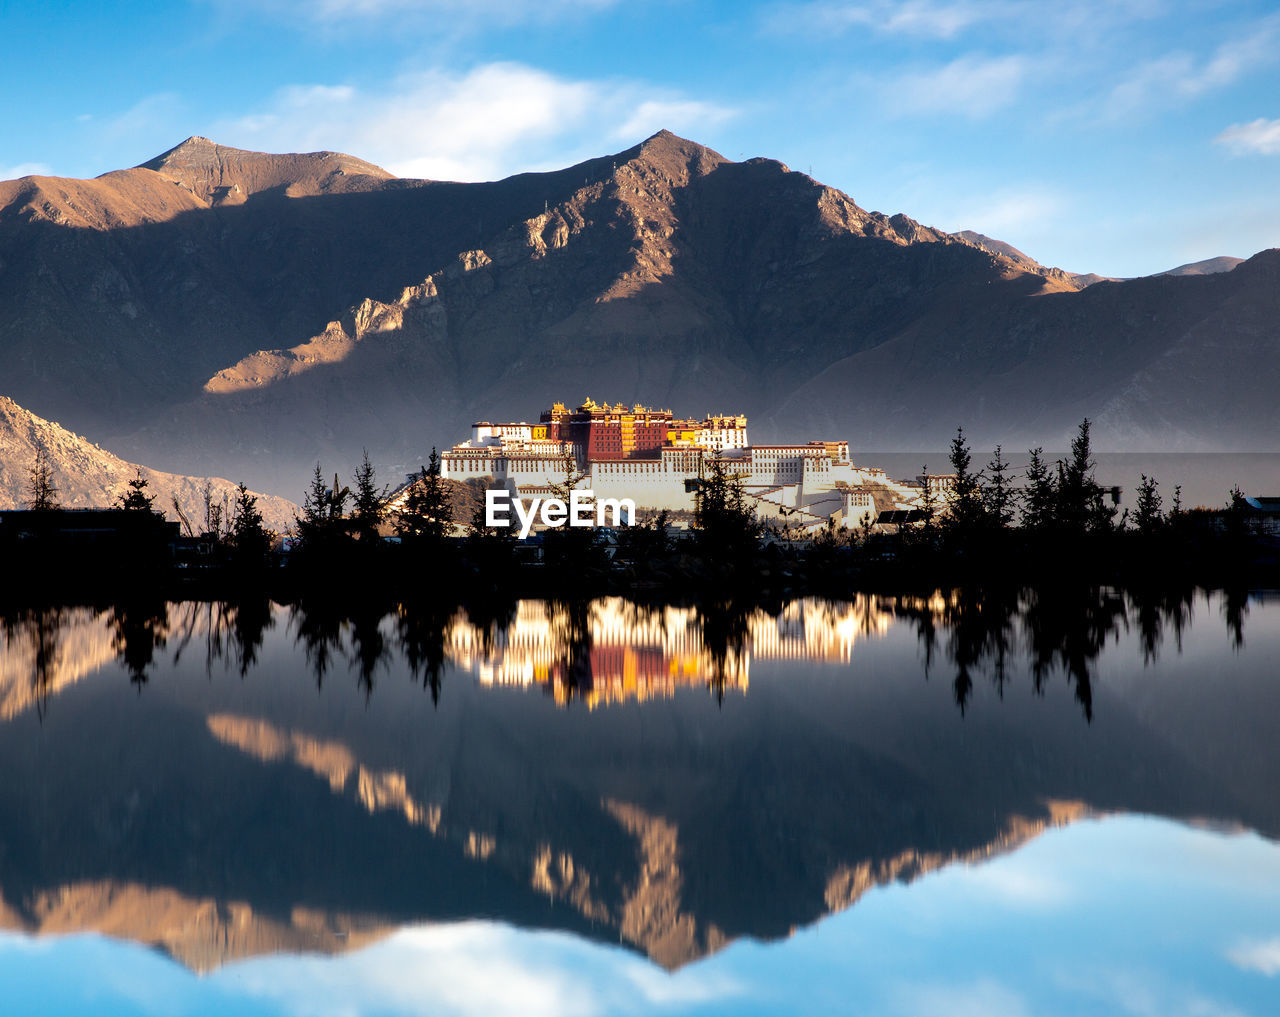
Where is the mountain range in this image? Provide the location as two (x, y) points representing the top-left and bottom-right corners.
(0, 132), (1273, 499)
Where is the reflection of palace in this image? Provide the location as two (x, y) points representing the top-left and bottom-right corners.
(446, 597), (892, 707)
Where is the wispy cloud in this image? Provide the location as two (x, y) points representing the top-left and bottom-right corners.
(767, 0), (1009, 39)
(209, 0), (618, 29)
(1104, 14), (1280, 119)
(886, 54), (1031, 117)
(208, 63), (736, 181)
(0, 162), (52, 181)
(1215, 117), (1280, 156)
(1226, 936), (1280, 976)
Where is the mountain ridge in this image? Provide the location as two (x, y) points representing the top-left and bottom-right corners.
(0, 131), (1275, 497)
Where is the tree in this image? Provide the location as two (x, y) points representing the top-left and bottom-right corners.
(1021, 447), (1056, 530)
(202, 480), (227, 540)
(352, 449), (385, 542)
(27, 445), (58, 510)
(119, 468), (156, 512)
(693, 457), (760, 562)
(943, 426), (985, 534)
(1057, 418), (1114, 534)
(918, 465), (938, 532)
(230, 482), (270, 563)
(1132, 474), (1164, 534)
(397, 448), (451, 547)
(982, 445), (1016, 528)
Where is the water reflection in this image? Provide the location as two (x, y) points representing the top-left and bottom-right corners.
(0, 586), (1265, 716)
(0, 586), (1276, 997)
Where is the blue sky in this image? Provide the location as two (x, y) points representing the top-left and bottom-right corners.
(1, 0), (1277, 277)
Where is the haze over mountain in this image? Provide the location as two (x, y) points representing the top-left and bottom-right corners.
(0, 132), (1275, 497)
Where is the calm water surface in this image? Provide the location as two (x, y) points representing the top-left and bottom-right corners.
(0, 590), (1278, 1015)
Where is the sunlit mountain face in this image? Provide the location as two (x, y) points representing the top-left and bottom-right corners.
(0, 589), (1277, 1014)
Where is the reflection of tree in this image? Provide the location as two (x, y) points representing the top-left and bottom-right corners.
(547, 599), (594, 704)
(1129, 586), (1195, 664)
(1221, 587), (1249, 651)
(2, 606), (68, 721)
(697, 598), (753, 705)
(290, 599), (347, 689)
(396, 601), (457, 705)
(349, 605), (389, 702)
(108, 601), (170, 690)
(1022, 587), (1127, 722)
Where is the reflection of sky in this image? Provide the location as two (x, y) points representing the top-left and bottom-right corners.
(3, 817), (1278, 1016)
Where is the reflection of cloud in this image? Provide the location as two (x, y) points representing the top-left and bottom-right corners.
(950, 861), (1071, 908)
(1227, 936), (1280, 976)
(1215, 118), (1280, 156)
(894, 976), (1033, 1017)
(208, 63), (735, 182)
(221, 921), (741, 1017)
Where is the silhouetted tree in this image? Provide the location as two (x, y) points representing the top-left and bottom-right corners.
(118, 468), (156, 512)
(1133, 474), (1164, 534)
(27, 445), (58, 510)
(352, 449), (385, 543)
(982, 445), (1016, 528)
(1021, 447), (1056, 530)
(943, 426), (985, 534)
(397, 448), (451, 549)
(1057, 418), (1114, 535)
(230, 482), (270, 564)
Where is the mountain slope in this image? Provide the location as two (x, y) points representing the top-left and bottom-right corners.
(0, 396), (297, 532)
(0, 131), (1276, 497)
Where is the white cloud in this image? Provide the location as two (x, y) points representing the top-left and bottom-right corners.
(210, 0), (619, 29)
(208, 63), (736, 181)
(0, 162), (52, 181)
(769, 0), (1008, 39)
(1226, 936), (1280, 976)
(766, 0), (1162, 40)
(1215, 117), (1280, 156)
(1105, 14), (1280, 119)
(887, 54), (1031, 118)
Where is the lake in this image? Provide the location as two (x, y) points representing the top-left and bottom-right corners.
(0, 589), (1278, 1015)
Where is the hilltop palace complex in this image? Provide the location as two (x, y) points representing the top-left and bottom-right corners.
(411, 398), (925, 532)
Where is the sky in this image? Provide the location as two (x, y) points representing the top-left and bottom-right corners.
(0, 0), (1277, 277)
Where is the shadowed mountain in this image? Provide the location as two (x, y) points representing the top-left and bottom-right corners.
(0, 132), (1275, 496)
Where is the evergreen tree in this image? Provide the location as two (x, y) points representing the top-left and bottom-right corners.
(119, 468), (156, 512)
(694, 457), (760, 562)
(943, 426), (985, 534)
(230, 482), (270, 563)
(918, 465), (937, 532)
(1021, 447), (1056, 530)
(1133, 474), (1164, 534)
(982, 445), (1016, 528)
(27, 445), (58, 510)
(352, 449), (384, 542)
(1057, 418), (1115, 534)
(398, 448), (451, 547)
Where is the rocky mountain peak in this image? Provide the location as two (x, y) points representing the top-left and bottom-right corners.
(136, 137), (393, 203)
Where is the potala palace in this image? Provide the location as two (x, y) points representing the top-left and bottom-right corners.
(412, 399), (925, 532)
